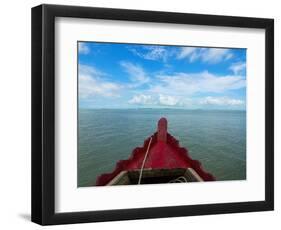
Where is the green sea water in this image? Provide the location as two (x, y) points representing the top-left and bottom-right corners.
(78, 109), (246, 187)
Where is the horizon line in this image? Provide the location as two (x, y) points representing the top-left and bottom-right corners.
(79, 107), (246, 111)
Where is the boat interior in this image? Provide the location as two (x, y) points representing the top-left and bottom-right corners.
(106, 168), (204, 185)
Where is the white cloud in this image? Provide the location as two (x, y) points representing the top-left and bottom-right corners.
(149, 71), (245, 96)
(177, 47), (197, 60)
(129, 46), (172, 62)
(128, 94), (155, 105)
(79, 63), (103, 76)
(200, 96), (244, 106)
(128, 94), (243, 107)
(229, 62), (246, 75)
(202, 48), (233, 63)
(177, 47), (233, 64)
(130, 46), (233, 64)
(128, 94), (186, 107)
(120, 61), (150, 86)
(78, 42), (90, 55)
(158, 94), (180, 106)
(79, 64), (121, 98)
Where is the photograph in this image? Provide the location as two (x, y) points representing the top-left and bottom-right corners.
(77, 42), (247, 187)
(30, 3), (274, 225)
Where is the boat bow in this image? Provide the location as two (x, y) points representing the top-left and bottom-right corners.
(96, 117), (215, 185)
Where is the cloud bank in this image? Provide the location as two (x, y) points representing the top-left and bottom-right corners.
(149, 71), (245, 96)
(79, 64), (122, 98)
(200, 96), (244, 106)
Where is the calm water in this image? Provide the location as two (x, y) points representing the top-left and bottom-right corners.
(78, 109), (246, 187)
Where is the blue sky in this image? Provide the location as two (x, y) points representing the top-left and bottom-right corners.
(78, 42), (246, 110)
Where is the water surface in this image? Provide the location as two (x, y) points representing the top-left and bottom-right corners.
(78, 109), (246, 187)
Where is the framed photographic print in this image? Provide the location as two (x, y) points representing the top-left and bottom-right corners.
(31, 4), (274, 225)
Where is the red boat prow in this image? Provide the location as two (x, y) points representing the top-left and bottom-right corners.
(96, 118), (215, 186)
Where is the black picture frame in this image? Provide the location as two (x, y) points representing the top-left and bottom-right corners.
(31, 4), (274, 225)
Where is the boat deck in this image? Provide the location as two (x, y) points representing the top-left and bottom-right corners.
(106, 168), (203, 185)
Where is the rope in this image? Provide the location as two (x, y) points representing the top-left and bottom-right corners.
(137, 136), (188, 184)
(138, 137), (153, 185)
(168, 176), (188, 183)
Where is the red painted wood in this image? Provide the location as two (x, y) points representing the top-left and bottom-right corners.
(95, 118), (215, 185)
(157, 117), (167, 143)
